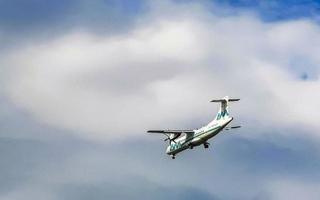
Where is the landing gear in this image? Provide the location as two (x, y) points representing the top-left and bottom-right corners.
(204, 142), (210, 149)
(171, 155), (176, 159)
(189, 145), (193, 149)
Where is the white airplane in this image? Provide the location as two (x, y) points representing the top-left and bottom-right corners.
(148, 96), (240, 159)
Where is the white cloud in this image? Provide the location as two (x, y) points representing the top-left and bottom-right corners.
(1, 2), (320, 141)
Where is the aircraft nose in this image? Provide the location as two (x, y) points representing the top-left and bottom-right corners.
(166, 146), (171, 154)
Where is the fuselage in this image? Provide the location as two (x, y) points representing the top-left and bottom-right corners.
(166, 116), (233, 155)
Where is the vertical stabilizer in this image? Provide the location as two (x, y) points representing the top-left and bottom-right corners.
(210, 96), (239, 120)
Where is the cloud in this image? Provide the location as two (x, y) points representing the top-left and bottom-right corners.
(0, 0), (146, 32)
(1, 132), (319, 200)
(1, 1), (320, 200)
(266, 178), (320, 200)
(1, 1), (320, 141)
(0, 135), (223, 200)
(0, 0), (147, 50)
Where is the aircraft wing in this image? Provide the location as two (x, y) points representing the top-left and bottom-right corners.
(147, 130), (194, 134)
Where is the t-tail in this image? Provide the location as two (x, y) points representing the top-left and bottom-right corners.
(210, 96), (240, 121)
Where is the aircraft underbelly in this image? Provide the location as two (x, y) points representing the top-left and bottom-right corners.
(166, 118), (233, 155)
(201, 128), (221, 140)
(191, 129), (219, 145)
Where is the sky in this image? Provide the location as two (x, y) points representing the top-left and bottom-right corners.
(1, 0), (320, 199)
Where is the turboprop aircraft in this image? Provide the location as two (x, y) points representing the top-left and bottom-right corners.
(148, 96), (240, 159)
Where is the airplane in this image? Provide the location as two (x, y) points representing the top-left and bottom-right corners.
(148, 96), (240, 159)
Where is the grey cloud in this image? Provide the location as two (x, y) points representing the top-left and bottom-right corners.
(0, 137), (71, 194)
(0, 0), (147, 50)
(1, 129), (320, 200)
(57, 179), (218, 200)
(216, 134), (320, 179)
(0, 0), (146, 32)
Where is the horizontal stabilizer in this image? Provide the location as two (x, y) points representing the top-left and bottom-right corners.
(210, 98), (240, 102)
(225, 126), (241, 130)
(147, 130), (194, 134)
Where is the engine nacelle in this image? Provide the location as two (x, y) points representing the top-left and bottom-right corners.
(169, 133), (181, 141)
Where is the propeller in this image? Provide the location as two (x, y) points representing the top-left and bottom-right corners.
(164, 137), (176, 143)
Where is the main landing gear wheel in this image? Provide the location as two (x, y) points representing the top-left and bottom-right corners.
(171, 155), (176, 159)
(204, 142), (210, 149)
